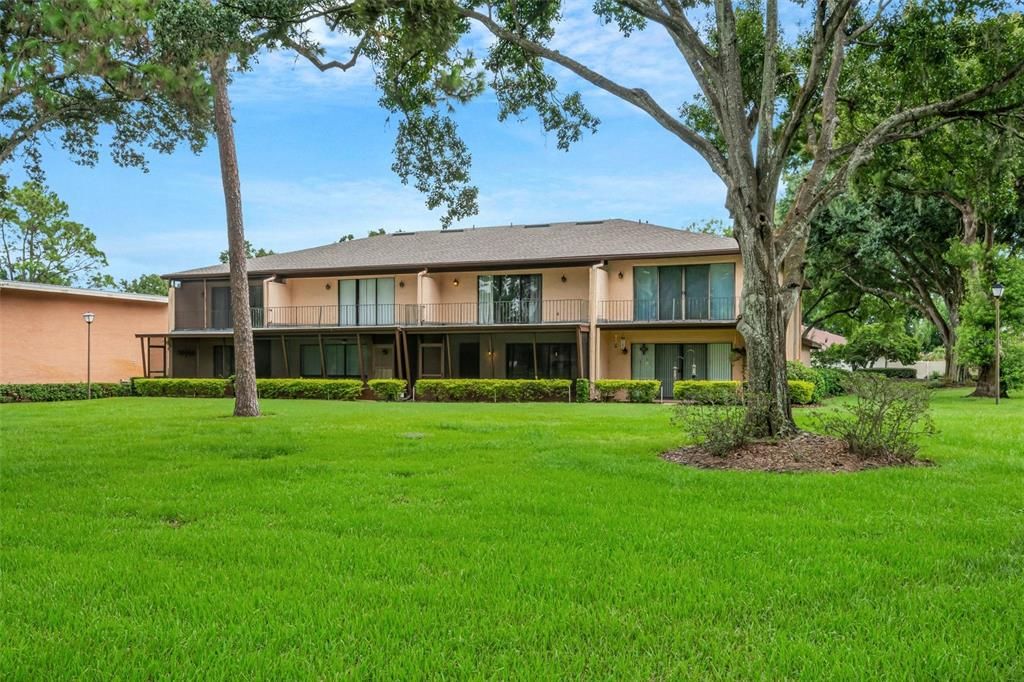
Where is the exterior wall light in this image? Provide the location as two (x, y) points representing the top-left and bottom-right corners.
(453, 278), (460, 287)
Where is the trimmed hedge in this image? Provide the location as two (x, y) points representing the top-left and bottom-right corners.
(674, 380), (742, 404)
(787, 380), (815, 405)
(134, 378), (229, 397)
(575, 378), (591, 403)
(415, 379), (573, 402)
(368, 378), (406, 401)
(673, 379), (817, 405)
(593, 379), (661, 403)
(787, 361), (850, 402)
(0, 382), (131, 403)
(858, 367), (916, 380)
(256, 378), (363, 400)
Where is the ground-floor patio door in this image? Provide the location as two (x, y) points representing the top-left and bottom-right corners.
(654, 344), (680, 399)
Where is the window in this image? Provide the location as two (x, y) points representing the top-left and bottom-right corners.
(505, 343), (534, 379)
(300, 343), (362, 377)
(506, 343), (577, 379)
(478, 274), (541, 324)
(213, 345), (234, 378)
(420, 343), (444, 378)
(632, 264), (735, 321)
(339, 277), (395, 326)
(210, 286), (231, 328)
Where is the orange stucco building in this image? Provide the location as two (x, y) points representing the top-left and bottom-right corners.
(0, 281), (168, 384)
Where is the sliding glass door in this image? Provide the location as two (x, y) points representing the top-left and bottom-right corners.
(478, 275), (541, 324)
(632, 264), (736, 321)
(339, 277), (395, 326)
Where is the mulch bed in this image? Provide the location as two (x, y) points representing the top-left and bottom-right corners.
(662, 432), (934, 473)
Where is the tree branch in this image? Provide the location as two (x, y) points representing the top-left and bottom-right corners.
(459, 6), (729, 179)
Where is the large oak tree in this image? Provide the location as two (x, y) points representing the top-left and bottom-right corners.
(419, 0), (1024, 436)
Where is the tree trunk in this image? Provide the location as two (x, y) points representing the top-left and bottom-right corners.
(969, 363), (1007, 398)
(732, 203), (797, 438)
(211, 54), (259, 417)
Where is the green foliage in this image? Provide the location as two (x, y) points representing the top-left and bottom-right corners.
(218, 240), (274, 264)
(955, 247), (1024, 378)
(857, 368), (917, 380)
(818, 322), (920, 371)
(0, 382), (129, 402)
(574, 378), (591, 403)
(812, 374), (936, 461)
(415, 379), (572, 402)
(0, 182), (109, 286)
(118, 274), (167, 296)
(592, 380), (661, 403)
(787, 361), (849, 402)
(672, 401), (751, 457)
(674, 379), (816, 404)
(256, 379), (362, 401)
(674, 381), (742, 405)
(787, 381), (816, 405)
(815, 367), (852, 398)
(368, 379), (407, 402)
(2, 0), (212, 174)
(133, 378), (229, 398)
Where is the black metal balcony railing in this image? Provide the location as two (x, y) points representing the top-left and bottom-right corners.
(172, 300), (589, 331)
(598, 297), (737, 323)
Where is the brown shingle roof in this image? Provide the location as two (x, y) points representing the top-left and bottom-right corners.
(164, 218), (739, 279)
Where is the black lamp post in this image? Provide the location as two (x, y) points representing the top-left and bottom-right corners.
(83, 312), (95, 399)
(992, 282), (1004, 405)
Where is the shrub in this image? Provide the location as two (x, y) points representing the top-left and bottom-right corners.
(575, 378), (591, 403)
(0, 382), (131, 402)
(256, 378), (363, 400)
(857, 367), (917, 380)
(786, 361), (849, 402)
(814, 367), (852, 398)
(674, 379), (819, 405)
(673, 380), (742, 404)
(788, 380), (816, 405)
(415, 379), (572, 402)
(134, 378), (229, 397)
(368, 379), (406, 401)
(592, 379), (661, 403)
(671, 392), (771, 456)
(811, 373), (936, 461)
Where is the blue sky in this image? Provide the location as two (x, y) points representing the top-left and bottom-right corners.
(12, 3), (733, 280)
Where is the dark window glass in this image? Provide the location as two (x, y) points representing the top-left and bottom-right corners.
(213, 345), (234, 378)
(479, 275), (541, 324)
(506, 343), (534, 379)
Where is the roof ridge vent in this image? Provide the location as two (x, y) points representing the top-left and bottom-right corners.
(441, 228), (464, 233)
(391, 231), (414, 237)
(523, 223), (550, 228)
(574, 220), (604, 225)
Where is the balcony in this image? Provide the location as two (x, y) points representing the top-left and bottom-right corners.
(173, 299), (589, 331)
(598, 297), (737, 323)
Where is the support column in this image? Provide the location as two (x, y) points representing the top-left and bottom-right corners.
(318, 333), (326, 378)
(280, 335), (290, 376)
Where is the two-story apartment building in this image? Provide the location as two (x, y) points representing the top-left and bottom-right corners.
(161, 219), (804, 398)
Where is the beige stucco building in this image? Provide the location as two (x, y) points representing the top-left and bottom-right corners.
(162, 219), (806, 398)
(0, 281), (168, 384)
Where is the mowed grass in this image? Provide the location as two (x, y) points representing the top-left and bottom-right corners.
(1, 390), (1022, 679)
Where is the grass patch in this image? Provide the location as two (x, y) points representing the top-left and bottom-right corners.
(1, 390), (1022, 678)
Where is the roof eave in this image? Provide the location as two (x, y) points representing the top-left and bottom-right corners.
(163, 247), (741, 281)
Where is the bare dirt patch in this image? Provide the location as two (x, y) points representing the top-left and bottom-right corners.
(662, 432), (934, 473)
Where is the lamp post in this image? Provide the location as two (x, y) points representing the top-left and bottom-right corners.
(83, 312), (95, 399)
(992, 282), (1004, 405)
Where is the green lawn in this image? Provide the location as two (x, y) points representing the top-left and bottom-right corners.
(1, 390), (1022, 679)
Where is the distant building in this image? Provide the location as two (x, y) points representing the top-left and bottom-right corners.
(0, 281), (168, 384)
(162, 219), (808, 399)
